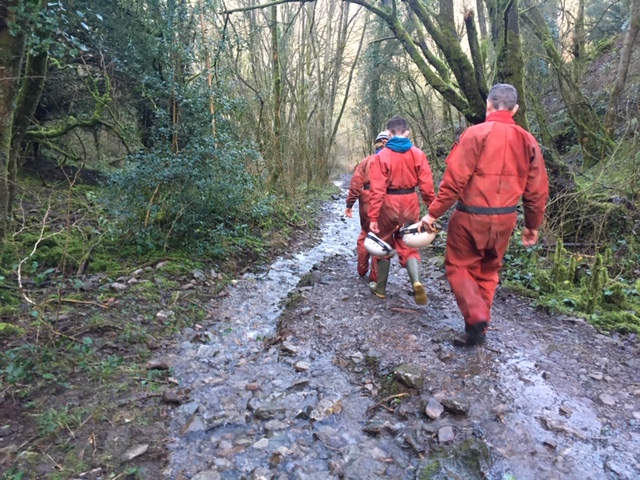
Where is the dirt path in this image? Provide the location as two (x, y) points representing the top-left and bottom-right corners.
(165, 178), (640, 480)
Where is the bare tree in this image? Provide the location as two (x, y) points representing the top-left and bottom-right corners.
(605, 0), (640, 132)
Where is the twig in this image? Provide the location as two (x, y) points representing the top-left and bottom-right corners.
(115, 392), (162, 407)
(14, 200), (62, 305)
(46, 298), (109, 309)
(366, 392), (410, 415)
(169, 291), (181, 308)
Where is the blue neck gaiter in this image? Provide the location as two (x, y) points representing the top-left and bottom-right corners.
(386, 137), (413, 153)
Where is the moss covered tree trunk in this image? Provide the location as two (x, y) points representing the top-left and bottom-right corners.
(9, 46), (48, 217)
(486, 0), (528, 129)
(522, 1), (613, 167)
(0, 0), (27, 241)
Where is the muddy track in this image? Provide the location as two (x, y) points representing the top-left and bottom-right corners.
(165, 178), (640, 480)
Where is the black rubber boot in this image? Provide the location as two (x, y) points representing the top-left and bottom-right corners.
(406, 257), (427, 306)
(369, 259), (390, 298)
(452, 322), (488, 347)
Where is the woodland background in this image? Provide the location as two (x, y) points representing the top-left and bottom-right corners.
(0, 0), (640, 475)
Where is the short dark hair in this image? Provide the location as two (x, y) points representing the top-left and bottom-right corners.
(386, 116), (408, 134)
(487, 84), (518, 111)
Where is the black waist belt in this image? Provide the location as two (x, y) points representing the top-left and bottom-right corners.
(455, 202), (518, 215)
(387, 188), (416, 195)
(363, 184), (370, 190)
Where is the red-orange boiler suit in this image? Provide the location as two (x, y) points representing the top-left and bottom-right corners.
(428, 110), (549, 330)
(368, 144), (436, 266)
(346, 155), (378, 281)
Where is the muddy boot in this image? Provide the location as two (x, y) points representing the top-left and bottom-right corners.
(453, 322), (488, 347)
(406, 257), (427, 305)
(369, 259), (390, 298)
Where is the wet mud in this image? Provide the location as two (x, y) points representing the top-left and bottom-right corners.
(165, 178), (640, 480)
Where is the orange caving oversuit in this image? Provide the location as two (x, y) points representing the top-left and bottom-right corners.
(428, 110), (549, 330)
(368, 140), (436, 266)
(346, 155), (378, 281)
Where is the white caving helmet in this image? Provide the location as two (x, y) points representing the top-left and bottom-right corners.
(365, 232), (396, 257)
(399, 223), (436, 248)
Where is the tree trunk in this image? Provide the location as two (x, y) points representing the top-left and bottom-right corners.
(198, 0), (216, 137)
(475, 0), (488, 40)
(0, 0), (28, 241)
(269, 4), (283, 188)
(464, 9), (488, 101)
(571, 0), (585, 80)
(522, 1), (613, 167)
(605, 0), (640, 132)
(486, 0), (528, 128)
(10, 46), (49, 216)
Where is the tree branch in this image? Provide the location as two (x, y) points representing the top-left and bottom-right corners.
(464, 9), (488, 99)
(221, 0), (315, 15)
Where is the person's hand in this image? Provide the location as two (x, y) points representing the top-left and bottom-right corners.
(345, 208), (353, 218)
(522, 227), (539, 247)
(419, 214), (437, 233)
(369, 221), (379, 233)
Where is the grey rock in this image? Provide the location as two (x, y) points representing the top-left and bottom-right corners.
(350, 351), (365, 363)
(132, 268), (145, 277)
(441, 397), (470, 415)
(362, 419), (387, 435)
(599, 393), (616, 406)
(146, 360), (170, 370)
(438, 426), (455, 443)
(393, 364), (424, 390)
(162, 389), (181, 405)
(310, 398), (342, 422)
(181, 401), (200, 416)
(155, 261), (170, 269)
(251, 467), (271, 479)
(264, 420), (288, 432)
(252, 438), (269, 449)
(180, 415), (205, 435)
(191, 470), (221, 480)
(254, 403), (286, 420)
(559, 404), (573, 417)
(192, 269), (206, 282)
(121, 444), (148, 462)
(425, 398), (445, 420)
(296, 405), (314, 420)
(281, 341), (300, 354)
(110, 282), (127, 291)
(294, 361), (310, 371)
(156, 310), (175, 320)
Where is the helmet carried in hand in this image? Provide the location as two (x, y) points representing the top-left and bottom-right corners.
(364, 232), (396, 257)
(399, 223), (436, 248)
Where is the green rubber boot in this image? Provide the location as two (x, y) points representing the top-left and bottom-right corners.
(406, 257), (427, 305)
(369, 259), (390, 298)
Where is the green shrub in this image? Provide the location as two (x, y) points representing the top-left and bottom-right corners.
(107, 133), (275, 257)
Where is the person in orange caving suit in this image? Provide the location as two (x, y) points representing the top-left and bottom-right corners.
(345, 130), (390, 281)
(368, 116), (436, 305)
(421, 84), (549, 346)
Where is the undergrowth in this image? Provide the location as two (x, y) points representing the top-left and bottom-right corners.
(503, 233), (640, 334)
